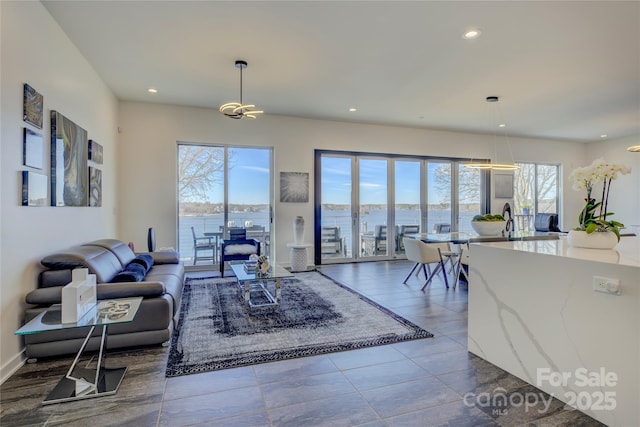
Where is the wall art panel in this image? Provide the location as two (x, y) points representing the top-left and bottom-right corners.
(51, 111), (88, 206)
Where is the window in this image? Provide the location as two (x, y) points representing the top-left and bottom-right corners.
(177, 143), (272, 266)
(316, 150), (488, 264)
(514, 162), (560, 229)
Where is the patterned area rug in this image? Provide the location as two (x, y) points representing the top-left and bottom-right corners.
(165, 271), (433, 377)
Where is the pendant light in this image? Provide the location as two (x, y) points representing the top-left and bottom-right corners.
(219, 60), (264, 119)
(465, 96), (518, 170)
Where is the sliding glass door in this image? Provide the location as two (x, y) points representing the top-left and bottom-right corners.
(319, 155), (353, 261)
(359, 158), (389, 258)
(178, 143), (272, 267)
(316, 150), (487, 265)
(394, 160), (421, 256)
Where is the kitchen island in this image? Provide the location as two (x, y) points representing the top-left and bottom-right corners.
(468, 236), (639, 426)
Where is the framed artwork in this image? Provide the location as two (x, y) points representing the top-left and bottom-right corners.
(21, 171), (48, 206)
(23, 83), (43, 129)
(494, 173), (514, 199)
(23, 128), (44, 169)
(88, 139), (103, 164)
(280, 172), (309, 203)
(89, 166), (102, 207)
(51, 111), (88, 206)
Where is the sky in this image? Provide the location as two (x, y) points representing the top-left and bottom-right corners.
(321, 156), (450, 205)
(182, 148), (455, 206)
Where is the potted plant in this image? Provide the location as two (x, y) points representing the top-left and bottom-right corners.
(521, 204), (532, 215)
(568, 158), (631, 248)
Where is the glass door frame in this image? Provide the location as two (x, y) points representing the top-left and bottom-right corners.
(177, 142), (274, 270)
(315, 149), (490, 266)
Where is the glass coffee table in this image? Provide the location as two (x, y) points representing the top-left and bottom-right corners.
(229, 261), (293, 312)
(15, 297), (142, 405)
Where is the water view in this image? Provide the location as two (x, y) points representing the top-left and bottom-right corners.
(179, 207), (478, 263)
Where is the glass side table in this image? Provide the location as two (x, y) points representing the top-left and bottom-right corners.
(15, 297), (142, 405)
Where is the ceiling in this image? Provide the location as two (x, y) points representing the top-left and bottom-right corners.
(42, 1), (640, 143)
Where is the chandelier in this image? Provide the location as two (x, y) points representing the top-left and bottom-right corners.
(465, 96), (518, 170)
(219, 60), (264, 119)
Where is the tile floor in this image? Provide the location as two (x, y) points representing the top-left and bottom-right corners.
(0, 261), (604, 426)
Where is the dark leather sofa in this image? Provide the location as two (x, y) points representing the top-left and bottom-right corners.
(22, 239), (184, 360)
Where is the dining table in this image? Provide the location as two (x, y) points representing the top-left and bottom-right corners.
(406, 231), (562, 288)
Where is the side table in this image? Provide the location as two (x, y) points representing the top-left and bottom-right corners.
(15, 297), (143, 405)
(286, 243), (312, 272)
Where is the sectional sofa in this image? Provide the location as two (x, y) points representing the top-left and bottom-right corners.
(22, 239), (184, 360)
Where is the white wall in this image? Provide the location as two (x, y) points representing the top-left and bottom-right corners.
(118, 101), (590, 265)
(586, 134), (640, 235)
(0, 2), (118, 382)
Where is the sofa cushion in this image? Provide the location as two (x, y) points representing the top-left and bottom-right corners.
(130, 254), (153, 272)
(85, 239), (136, 269)
(110, 263), (146, 283)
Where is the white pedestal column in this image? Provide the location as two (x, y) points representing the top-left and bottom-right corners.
(286, 243), (312, 272)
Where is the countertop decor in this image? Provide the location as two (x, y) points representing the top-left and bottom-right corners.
(568, 158), (631, 246)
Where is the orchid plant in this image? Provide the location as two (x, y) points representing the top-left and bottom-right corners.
(569, 158), (631, 240)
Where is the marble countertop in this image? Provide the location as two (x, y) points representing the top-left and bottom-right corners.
(473, 235), (640, 268)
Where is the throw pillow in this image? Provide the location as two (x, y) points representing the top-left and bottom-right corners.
(110, 262), (146, 283)
(129, 254), (153, 272)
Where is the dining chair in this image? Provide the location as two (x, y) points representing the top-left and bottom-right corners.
(191, 226), (217, 266)
(449, 242), (470, 288)
(402, 237), (451, 290)
(458, 242), (470, 283)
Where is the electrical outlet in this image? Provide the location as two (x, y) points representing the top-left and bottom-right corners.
(593, 276), (621, 295)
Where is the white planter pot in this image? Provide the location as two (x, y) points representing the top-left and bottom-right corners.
(567, 229), (618, 249)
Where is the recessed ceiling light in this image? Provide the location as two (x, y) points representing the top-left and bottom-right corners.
(148, 88), (158, 94)
(600, 134), (608, 138)
(499, 123), (506, 128)
(349, 108), (357, 112)
(463, 29), (482, 39)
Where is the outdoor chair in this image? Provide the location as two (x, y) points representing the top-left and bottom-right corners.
(433, 223), (451, 233)
(220, 228), (260, 277)
(191, 226), (217, 266)
(534, 213), (561, 232)
(402, 237), (453, 290)
(397, 224), (420, 252)
(321, 226), (345, 256)
(374, 225), (387, 254)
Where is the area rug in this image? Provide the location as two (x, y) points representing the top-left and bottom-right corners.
(165, 271), (433, 377)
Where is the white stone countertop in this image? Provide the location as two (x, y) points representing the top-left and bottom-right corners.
(472, 235), (640, 268)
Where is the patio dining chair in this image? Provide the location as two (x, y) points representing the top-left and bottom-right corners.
(191, 226), (217, 266)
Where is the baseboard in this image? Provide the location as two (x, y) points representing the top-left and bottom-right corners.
(0, 349), (26, 385)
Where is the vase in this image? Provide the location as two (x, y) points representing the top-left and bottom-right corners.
(567, 230), (618, 249)
(293, 216), (305, 244)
